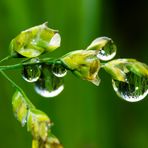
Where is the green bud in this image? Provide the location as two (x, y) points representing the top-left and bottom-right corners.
(27, 108), (51, 140)
(11, 89), (62, 148)
(61, 50), (101, 86)
(32, 133), (63, 148)
(126, 60), (148, 77)
(12, 90), (28, 126)
(103, 59), (148, 82)
(10, 22), (61, 58)
(46, 133), (63, 148)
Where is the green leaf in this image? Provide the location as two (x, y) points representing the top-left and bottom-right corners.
(9, 22), (61, 58)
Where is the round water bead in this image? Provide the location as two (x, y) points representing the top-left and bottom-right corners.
(22, 64), (41, 83)
(34, 65), (64, 98)
(112, 72), (148, 102)
(96, 38), (117, 61)
(52, 64), (67, 77)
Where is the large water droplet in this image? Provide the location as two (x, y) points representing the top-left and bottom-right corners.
(22, 64), (41, 82)
(97, 39), (117, 61)
(34, 65), (64, 98)
(52, 64), (67, 77)
(112, 72), (148, 102)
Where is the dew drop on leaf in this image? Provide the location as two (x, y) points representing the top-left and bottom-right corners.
(96, 38), (117, 61)
(52, 64), (67, 77)
(112, 72), (148, 102)
(21, 118), (27, 127)
(22, 64), (41, 83)
(34, 65), (64, 97)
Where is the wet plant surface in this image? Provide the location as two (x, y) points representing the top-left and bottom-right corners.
(0, 23), (147, 148)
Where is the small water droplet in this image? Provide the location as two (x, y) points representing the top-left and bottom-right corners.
(97, 40), (117, 61)
(34, 65), (64, 98)
(21, 117), (27, 127)
(22, 64), (41, 83)
(112, 72), (148, 102)
(52, 64), (67, 77)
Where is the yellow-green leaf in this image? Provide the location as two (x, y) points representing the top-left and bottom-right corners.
(27, 108), (51, 140)
(61, 50), (101, 85)
(103, 59), (148, 82)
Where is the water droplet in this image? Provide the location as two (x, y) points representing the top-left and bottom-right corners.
(97, 40), (117, 61)
(52, 64), (67, 77)
(112, 72), (148, 102)
(34, 65), (64, 98)
(22, 64), (41, 82)
(21, 117), (27, 127)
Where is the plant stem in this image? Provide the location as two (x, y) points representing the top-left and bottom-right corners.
(0, 71), (35, 108)
(0, 58), (62, 71)
(0, 55), (16, 64)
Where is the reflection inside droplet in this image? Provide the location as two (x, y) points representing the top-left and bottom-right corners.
(112, 72), (148, 102)
(22, 64), (41, 83)
(52, 64), (67, 77)
(34, 65), (64, 98)
(97, 40), (117, 61)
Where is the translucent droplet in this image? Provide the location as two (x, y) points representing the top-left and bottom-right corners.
(97, 40), (117, 61)
(21, 117), (27, 127)
(52, 64), (67, 77)
(112, 72), (148, 102)
(22, 64), (41, 82)
(34, 65), (64, 98)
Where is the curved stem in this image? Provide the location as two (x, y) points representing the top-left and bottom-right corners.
(0, 71), (35, 108)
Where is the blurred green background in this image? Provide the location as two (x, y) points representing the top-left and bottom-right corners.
(0, 0), (148, 148)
